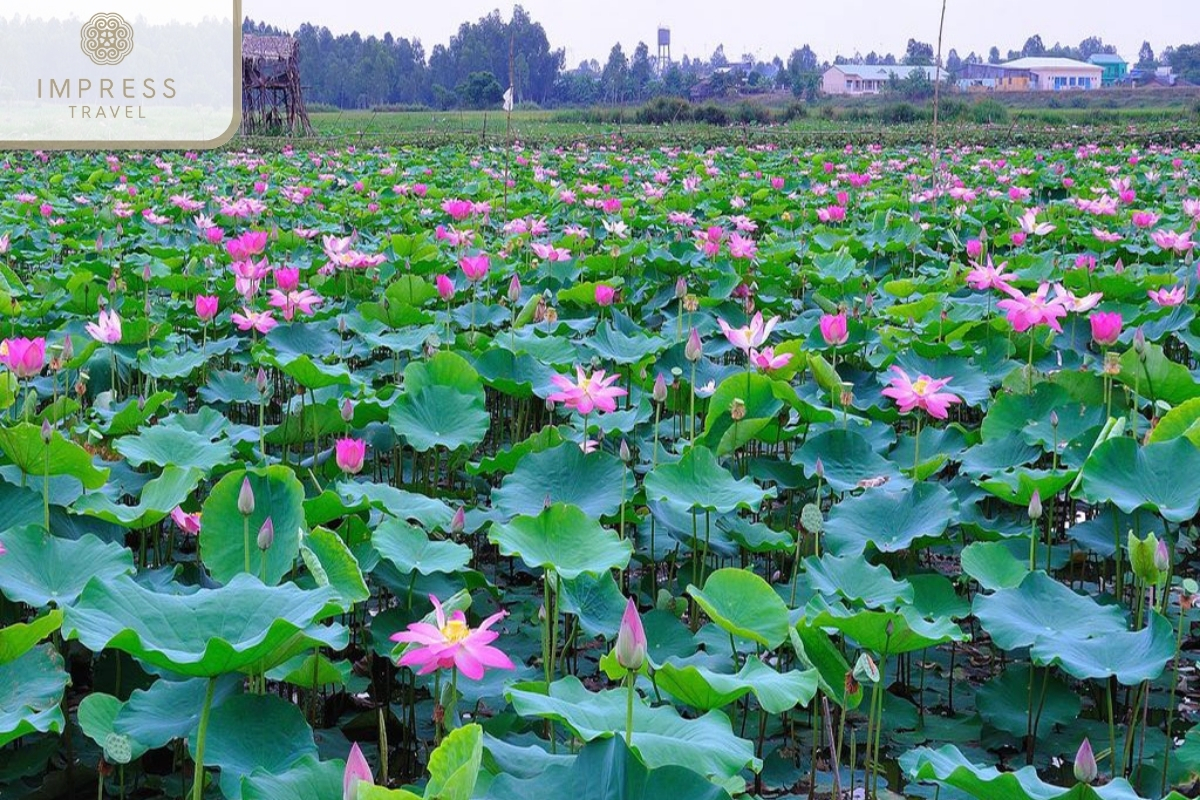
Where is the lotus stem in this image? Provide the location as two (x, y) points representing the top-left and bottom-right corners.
(191, 677), (216, 800)
(625, 672), (635, 746)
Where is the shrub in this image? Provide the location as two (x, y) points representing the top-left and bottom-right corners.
(878, 102), (920, 124)
(635, 96), (693, 125)
(780, 101), (809, 122)
(693, 103), (730, 126)
(971, 98), (1010, 124)
(732, 102), (771, 125)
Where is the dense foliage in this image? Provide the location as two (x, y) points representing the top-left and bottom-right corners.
(1, 138), (1200, 800)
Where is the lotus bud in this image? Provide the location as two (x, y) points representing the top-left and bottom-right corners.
(1028, 489), (1043, 520)
(619, 439), (632, 463)
(614, 598), (647, 672)
(238, 477), (255, 516)
(95, 232), (104, 252)
(1133, 326), (1146, 358)
(61, 336), (73, 362)
(450, 506), (466, 535)
(1074, 738), (1097, 784)
(343, 742), (373, 800)
(1154, 538), (1170, 573)
(143, 263), (151, 282)
(508, 274), (521, 304)
(341, 398), (354, 422)
(1050, 410), (1059, 428)
(652, 373), (668, 403)
(730, 398), (746, 421)
(256, 368), (268, 395)
(815, 457), (825, 479)
(40, 419), (52, 443)
(674, 277), (687, 299)
(885, 619), (895, 637)
(684, 328), (702, 362)
(545, 397), (555, 412)
(137, 395), (146, 411)
(257, 517), (274, 551)
(108, 274), (118, 295)
(338, 316), (347, 336)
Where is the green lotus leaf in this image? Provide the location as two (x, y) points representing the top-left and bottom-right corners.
(977, 468), (1077, 507)
(902, 743), (1148, 800)
(809, 604), (967, 656)
(372, 517), (471, 576)
(801, 553), (914, 609)
(788, 624), (864, 710)
(1117, 343), (1200, 406)
(506, 676), (759, 780)
(114, 675), (242, 749)
(558, 572), (627, 638)
(1077, 437), (1200, 522)
(0, 526), (135, 608)
(114, 425), (234, 473)
(492, 442), (628, 519)
(0, 610), (62, 665)
(973, 572), (1125, 651)
(655, 656), (817, 714)
(0, 644), (68, 747)
(481, 735), (734, 800)
(960, 541), (1030, 591)
(794, 429), (904, 492)
(191, 693), (317, 800)
(78, 693), (150, 764)
(823, 482), (958, 556)
(981, 383), (1104, 450)
(487, 504), (631, 580)
(300, 526), (370, 609)
(687, 568), (790, 649)
(62, 574), (347, 677)
(1147, 396), (1200, 446)
(200, 466), (306, 586)
(975, 664), (1080, 738)
(644, 446), (775, 513)
(1031, 611), (1175, 685)
(0, 422), (110, 489)
(700, 372), (790, 456)
(72, 466), (202, 529)
(243, 755), (344, 800)
(390, 384), (490, 452)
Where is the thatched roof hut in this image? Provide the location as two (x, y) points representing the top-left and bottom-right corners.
(241, 34), (313, 136)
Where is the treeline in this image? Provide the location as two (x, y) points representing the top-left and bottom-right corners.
(241, 11), (1200, 110)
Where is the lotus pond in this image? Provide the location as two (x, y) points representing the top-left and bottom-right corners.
(1, 140), (1199, 800)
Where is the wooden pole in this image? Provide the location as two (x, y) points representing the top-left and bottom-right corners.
(931, 0), (948, 209)
(503, 28), (515, 220)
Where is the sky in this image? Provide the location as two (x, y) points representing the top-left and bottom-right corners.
(236, 0), (1199, 66)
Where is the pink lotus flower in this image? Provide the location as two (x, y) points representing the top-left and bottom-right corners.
(436, 274), (455, 301)
(195, 295), (219, 322)
(0, 337), (46, 379)
(232, 308), (278, 334)
(996, 283), (1068, 333)
(614, 598), (647, 671)
(170, 507), (202, 536)
(1090, 311), (1122, 346)
(595, 284), (616, 307)
(881, 366), (961, 420)
(0, 233), (9, 253)
(343, 743), (372, 800)
(749, 347), (793, 371)
(459, 254), (490, 282)
(1092, 227), (1122, 243)
(819, 313), (849, 346)
(547, 366), (628, 415)
(1131, 211), (1160, 229)
(335, 438), (366, 474)
(531, 242), (571, 262)
(965, 239), (982, 260)
(274, 266), (301, 292)
(1148, 285), (1187, 307)
(225, 230), (268, 261)
(817, 205), (846, 223)
(1053, 285), (1102, 313)
(728, 233), (757, 260)
(86, 310), (122, 344)
(718, 312), (779, 354)
(441, 198), (474, 221)
(390, 595), (514, 680)
(1151, 229), (1194, 253)
(966, 256), (1011, 291)
(1011, 231), (1028, 247)
(268, 289), (323, 321)
(1017, 209), (1055, 237)
(693, 226), (724, 258)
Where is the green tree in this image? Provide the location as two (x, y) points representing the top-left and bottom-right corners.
(456, 71), (503, 108)
(904, 39), (934, 65)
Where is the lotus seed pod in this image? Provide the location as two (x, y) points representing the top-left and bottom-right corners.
(800, 503), (824, 534)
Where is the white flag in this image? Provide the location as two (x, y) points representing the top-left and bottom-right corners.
(503, 87), (514, 112)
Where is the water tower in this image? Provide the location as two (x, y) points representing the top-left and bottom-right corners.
(657, 26), (671, 73)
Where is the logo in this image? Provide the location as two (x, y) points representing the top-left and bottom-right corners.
(80, 12), (134, 66)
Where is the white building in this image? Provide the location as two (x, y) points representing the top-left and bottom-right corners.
(821, 64), (947, 96)
(1000, 57), (1103, 91)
